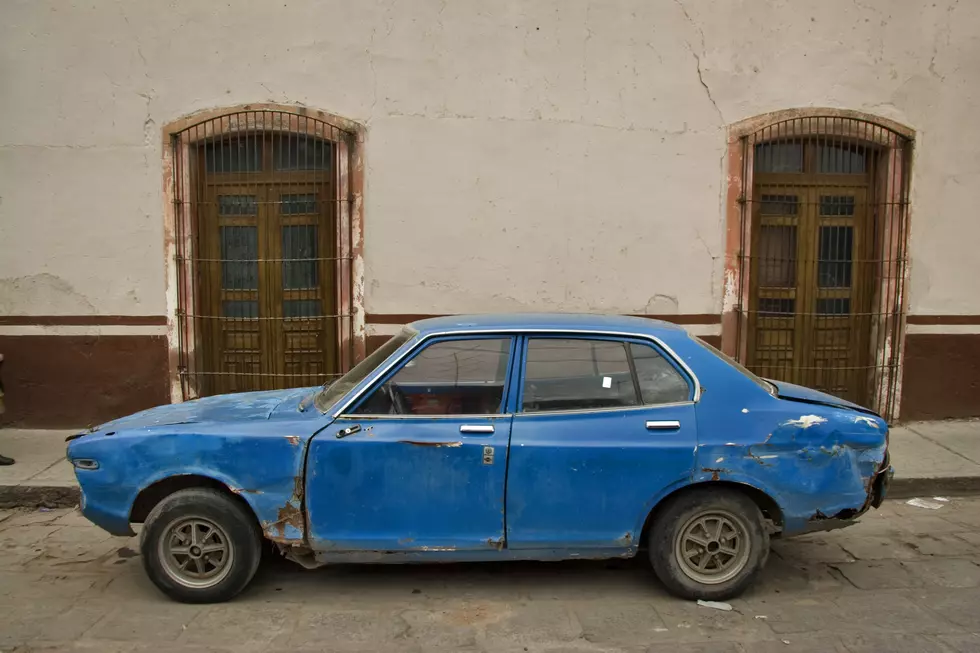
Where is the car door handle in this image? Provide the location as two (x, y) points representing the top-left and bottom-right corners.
(646, 420), (681, 430)
(460, 425), (495, 435)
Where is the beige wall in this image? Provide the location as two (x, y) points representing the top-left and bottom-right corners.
(1, 0), (977, 318)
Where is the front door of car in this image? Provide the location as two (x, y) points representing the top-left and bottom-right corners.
(305, 335), (516, 552)
(506, 336), (699, 550)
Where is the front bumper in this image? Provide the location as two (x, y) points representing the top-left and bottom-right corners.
(72, 467), (137, 537)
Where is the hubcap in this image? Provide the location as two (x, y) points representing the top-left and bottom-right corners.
(158, 517), (234, 589)
(674, 509), (750, 585)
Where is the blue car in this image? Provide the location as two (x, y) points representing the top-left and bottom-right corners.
(67, 314), (892, 603)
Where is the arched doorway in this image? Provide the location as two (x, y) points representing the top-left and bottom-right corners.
(164, 107), (364, 400)
(723, 111), (914, 419)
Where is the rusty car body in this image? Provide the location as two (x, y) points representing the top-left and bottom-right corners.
(67, 314), (892, 603)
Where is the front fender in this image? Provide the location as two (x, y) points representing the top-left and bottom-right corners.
(70, 426), (312, 543)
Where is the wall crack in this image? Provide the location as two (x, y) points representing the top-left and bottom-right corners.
(672, 0), (723, 125)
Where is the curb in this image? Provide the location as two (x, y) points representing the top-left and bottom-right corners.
(0, 485), (80, 509)
(888, 476), (980, 500)
(4, 477), (980, 510)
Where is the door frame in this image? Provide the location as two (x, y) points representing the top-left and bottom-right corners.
(721, 108), (914, 420)
(162, 104), (367, 402)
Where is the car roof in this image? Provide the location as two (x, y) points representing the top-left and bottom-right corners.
(408, 313), (687, 337)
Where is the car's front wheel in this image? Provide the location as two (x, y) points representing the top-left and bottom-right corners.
(140, 488), (262, 603)
(648, 488), (770, 601)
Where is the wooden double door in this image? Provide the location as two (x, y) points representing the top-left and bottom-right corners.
(197, 180), (337, 394)
(748, 177), (874, 403)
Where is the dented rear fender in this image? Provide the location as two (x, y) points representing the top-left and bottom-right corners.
(694, 404), (888, 535)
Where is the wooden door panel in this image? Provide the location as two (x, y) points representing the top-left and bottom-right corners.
(185, 128), (348, 399)
(749, 185), (808, 387)
(198, 185), (266, 395)
(748, 179), (873, 404)
(269, 183), (337, 388)
(808, 188), (868, 400)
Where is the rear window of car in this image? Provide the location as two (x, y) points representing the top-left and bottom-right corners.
(520, 337), (691, 413)
(692, 337), (776, 396)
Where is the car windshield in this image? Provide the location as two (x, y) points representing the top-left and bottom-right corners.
(313, 327), (417, 413)
(692, 336), (777, 396)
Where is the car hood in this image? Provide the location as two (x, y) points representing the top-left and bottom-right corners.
(767, 379), (877, 416)
(88, 387), (320, 432)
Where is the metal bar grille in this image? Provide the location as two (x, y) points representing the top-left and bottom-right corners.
(735, 116), (912, 420)
(172, 111), (357, 399)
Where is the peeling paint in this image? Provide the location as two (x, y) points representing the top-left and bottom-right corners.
(783, 415), (828, 429)
(701, 467), (725, 481)
(617, 532), (634, 547)
(265, 474), (305, 543)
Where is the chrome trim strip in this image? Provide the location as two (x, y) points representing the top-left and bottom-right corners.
(646, 420), (681, 430)
(337, 413), (508, 420)
(515, 402), (694, 418)
(331, 328), (701, 418)
(460, 425), (495, 434)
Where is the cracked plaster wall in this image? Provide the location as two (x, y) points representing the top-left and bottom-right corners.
(0, 0), (976, 317)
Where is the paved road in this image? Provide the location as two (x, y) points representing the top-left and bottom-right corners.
(3, 498), (980, 652)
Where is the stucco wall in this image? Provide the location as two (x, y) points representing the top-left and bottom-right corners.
(1, 0), (978, 317)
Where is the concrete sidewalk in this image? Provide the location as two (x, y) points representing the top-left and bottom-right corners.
(0, 420), (979, 507)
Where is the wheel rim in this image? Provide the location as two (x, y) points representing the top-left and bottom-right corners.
(158, 516), (235, 589)
(674, 509), (751, 585)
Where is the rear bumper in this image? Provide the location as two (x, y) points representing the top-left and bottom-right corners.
(792, 451), (893, 535)
(869, 452), (894, 509)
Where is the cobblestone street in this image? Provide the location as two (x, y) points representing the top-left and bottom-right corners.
(3, 498), (980, 652)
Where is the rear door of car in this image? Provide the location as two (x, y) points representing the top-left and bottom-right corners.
(505, 334), (699, 550)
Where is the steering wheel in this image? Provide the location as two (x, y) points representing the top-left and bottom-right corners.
(386, 383), (410, 415)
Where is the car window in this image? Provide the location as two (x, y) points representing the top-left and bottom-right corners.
(353, 338), (512, 415)
(630, 342), (691, 404)
(522, 338), (638, 413)
(692, 336), (776, 396)
(314, 327), (415, 412)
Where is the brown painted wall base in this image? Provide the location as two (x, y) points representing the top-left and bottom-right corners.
(0, 336), (169, 429)
(900, 334), (980, 421)
(3, 330), (974, 428)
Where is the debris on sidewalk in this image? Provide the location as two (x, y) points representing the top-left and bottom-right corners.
(933, 497), (950, 502)
(697, 599), (733, 611)
(906, 497), (946, 510)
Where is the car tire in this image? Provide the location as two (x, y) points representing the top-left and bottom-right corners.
(140, 487), (263, 604)
(648, 488), (770, 601)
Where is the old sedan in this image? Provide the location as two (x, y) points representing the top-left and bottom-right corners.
(67, 314), (892, 603)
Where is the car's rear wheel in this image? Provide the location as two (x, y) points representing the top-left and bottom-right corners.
(648, 488), (770, 600)
(140, 488), (262, 603)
